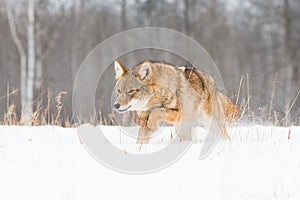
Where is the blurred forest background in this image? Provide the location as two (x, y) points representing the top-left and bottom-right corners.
(0, 0), (299, 125)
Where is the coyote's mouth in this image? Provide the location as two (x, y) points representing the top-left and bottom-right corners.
(117, 105), (132, 113)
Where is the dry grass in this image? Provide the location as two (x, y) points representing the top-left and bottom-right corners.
(0, 75), (299, 127)
(0, 86), (73, 127)
(233, 73), (299, 126)
(277, 89), (300, 126)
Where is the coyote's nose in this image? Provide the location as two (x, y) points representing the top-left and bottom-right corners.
(114, 103), (120, 110)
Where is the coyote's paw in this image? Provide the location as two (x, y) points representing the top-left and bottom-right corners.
(137, 126), (151, 145)
(136, 138), (149, 145)
(176, 133), (192, 142)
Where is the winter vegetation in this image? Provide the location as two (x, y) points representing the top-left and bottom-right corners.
(0, 1), (300, 199)
(0, 0), (299, 126)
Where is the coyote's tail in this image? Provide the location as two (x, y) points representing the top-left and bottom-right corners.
(218, 92), (241, 124)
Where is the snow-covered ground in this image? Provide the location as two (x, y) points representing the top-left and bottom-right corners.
(0, 125), (300, 200)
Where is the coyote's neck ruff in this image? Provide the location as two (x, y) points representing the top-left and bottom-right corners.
(113, 60), (240, 145)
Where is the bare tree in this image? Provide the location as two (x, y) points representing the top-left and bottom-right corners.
(6, 1), (27, 109)
(34, 8), (42, 97)
(0, 0), (299, 124)
(34, 0), (66, 96)
(183, 0), (190, 34)
(26, 0), (35, 120)
(144, 0), (155, 26)
(121, 0), (127, 30)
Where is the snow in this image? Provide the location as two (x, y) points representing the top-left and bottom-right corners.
(0, 125), (300, 200)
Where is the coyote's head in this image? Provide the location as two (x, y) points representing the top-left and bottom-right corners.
(113, 60), (153, 113)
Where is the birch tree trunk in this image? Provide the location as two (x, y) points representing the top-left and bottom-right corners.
(26, 0), (35, 121)
(121, 0), (127, 30)
(283, 0), (293, 108)
(6, 1), (27, 109)
(35, 16), (42, 97)
(184, 0), (190, 35)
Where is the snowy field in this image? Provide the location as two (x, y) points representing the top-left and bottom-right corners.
(0, 125), (300, 200)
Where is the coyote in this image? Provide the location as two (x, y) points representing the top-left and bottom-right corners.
(113, 60), (240, 144)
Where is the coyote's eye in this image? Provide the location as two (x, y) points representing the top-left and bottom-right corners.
(128, 89), (136, 94)
(117, 89), (121, 94)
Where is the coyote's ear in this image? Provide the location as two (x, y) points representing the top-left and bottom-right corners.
(114, 60), (128, 80)
(138, 61), (151, 81)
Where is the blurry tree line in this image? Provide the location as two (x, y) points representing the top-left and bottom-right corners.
(0, 0), (299, 125)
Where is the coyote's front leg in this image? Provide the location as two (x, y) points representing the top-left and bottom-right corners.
(137, 108), (182, 145)
(137, 111), (152, 145)
(147, 108), (181, 132)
